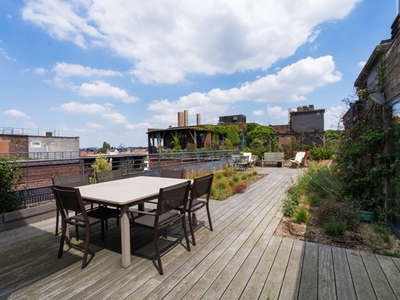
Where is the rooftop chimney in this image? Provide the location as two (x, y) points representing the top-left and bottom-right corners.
(196, 113), (201, 125)
(184, 110), (189, 126)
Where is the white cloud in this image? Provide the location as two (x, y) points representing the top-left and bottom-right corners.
(102, 112), (127, 124)
(148, 56), (341, 125)
(253, 110), (264, 116)
(54, 102), (109, 114)
(358, 61), (366, 68)
(34, 67), (46, 74)
(266, 105), (290, 119)
(86, 122), (104, 129)
(3, 109), (30, 119)
(22, 0), (360, 84)
(53, 62), (123, 79)
(325, 105), (346, 130)
(77, 80), (138, 103)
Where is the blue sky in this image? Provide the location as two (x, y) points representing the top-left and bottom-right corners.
(0, 0), (397, 148)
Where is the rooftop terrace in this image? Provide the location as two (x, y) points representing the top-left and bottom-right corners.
(1, 167), (399, 299)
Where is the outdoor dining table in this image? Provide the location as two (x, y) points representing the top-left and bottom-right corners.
(78, 176), (190, 268)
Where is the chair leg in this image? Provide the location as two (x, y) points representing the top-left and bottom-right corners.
(206, 204), (213, 231)
(82, 227), (91, 269)
(55, 208), (59, 236)
(182, 218), (191, 251)
(187, 211), (196, 246)
(58, 222), (67, 259)
(154, 230), (163, 275)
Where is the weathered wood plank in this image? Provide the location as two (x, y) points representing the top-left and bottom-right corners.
(239, 236), (282, 299)
(361, 251), (397, 299)
(279, 239), (305, 300)
(298, 242), (318, 300)
(318, 244), (336, 299)
(261, 237), (293, 300)
(346, 249), (376, 300)
(375, 255), (400, 298)
(331, 247), (357, 300)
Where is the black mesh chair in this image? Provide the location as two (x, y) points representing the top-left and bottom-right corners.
(161, 169), (184, 179)
(179, 173), (214, 246)
(130, 181), (191, 275)
(52, 174), (91, 236)
(52, 185), (119, 268)
(95, 169), (124, 183)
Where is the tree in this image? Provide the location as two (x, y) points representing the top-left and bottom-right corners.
(245, 125), (277, 159)
(90, 155), (111, 183)
(98, 141), (111, 154)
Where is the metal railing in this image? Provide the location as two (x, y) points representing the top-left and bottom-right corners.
(10, 150), (239, 208)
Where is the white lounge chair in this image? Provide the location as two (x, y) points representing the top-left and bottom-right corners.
(290, 151), (306, 168)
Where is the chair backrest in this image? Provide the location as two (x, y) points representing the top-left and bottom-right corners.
(96, 169), (124, 183)
(161, 169), (184, 179)
(191, 173), (214, 201)
(52, 186), (88, 220)
(294, 151), (306, 163)
(242, 152), (253, 162)
(52, 174), (89, 187)
(156, 181), (191, 215)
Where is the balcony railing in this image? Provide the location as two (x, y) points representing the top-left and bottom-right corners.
(6, 150), (239, 209)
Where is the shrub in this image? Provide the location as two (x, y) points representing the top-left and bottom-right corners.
(232, 184), (247, 194)
(316, 201), (359, 230)
(232, 175), (240, 183)
(323, 221), (347, 236)
(0, 157), (23, 213)
(90, 155), (111, 183)
(293, 207), (309, 224)
(283, 198), (296, 217)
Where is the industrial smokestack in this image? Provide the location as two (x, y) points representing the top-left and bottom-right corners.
(196, 113), (201, 125)
(184, 110), (189, 126)
(178, 112), (184, 127)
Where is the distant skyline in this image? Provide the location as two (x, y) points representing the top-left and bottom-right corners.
(0, 1), (397, 147)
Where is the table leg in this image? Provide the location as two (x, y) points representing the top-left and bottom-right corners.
(120, 205), (131, 268)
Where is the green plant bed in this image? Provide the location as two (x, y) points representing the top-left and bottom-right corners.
(358, 210), (375, 222)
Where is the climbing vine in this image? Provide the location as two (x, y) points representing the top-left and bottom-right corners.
(336, 100), (390, 211)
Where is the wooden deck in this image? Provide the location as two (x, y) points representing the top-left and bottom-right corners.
(1, 167), (400, 299)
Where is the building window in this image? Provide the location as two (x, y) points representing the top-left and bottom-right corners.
(31, 141), (41, 148)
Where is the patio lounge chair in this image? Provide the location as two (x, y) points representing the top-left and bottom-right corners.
(290, 151), (307, 168)
(129, 181), (191, 275)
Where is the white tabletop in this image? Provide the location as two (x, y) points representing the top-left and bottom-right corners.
(78, 176), (190, 206)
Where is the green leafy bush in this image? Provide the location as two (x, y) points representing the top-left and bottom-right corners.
(0, 157), (23, 213)
(316, 201), (359, 230)
(293, 207), (309, 223)
(323, 221), (347, 236)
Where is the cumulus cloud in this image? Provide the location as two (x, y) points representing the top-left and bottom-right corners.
(34, 67), (46, 74)
(102, 112), (127, 124)
(53, 62), (123, 79)
(253, 110), (264, 116)
(54, 102), (109, 114)
(325, 105), (346, 130)
(148, 56), (341, 124)
(22, 0), (360, 84)
(266, 105), (290, 119)
(3, 109), (30, 119)
(77, 80), (138, 103)
(86, 122), (104, 129)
